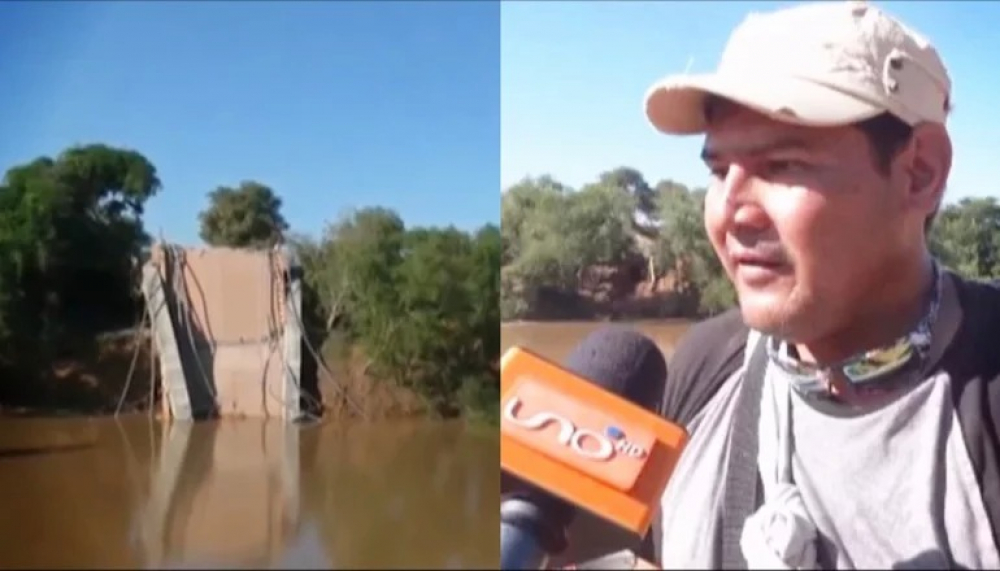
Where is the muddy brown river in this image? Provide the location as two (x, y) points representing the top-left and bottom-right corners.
(0, 416), (498, 569)
(0, 321), (694, 569)
(501, 320), (695, 362)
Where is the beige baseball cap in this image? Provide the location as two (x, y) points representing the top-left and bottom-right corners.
(644, 1), (952, 135)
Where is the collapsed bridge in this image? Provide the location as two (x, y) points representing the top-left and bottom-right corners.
(140, 243), (314, 421)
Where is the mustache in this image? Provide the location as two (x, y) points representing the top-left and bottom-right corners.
(725, 235), (790, 264)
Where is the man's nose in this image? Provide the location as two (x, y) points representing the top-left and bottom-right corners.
(722, 164), (768, 229)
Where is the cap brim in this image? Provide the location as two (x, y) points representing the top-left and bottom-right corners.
(644, 73), (885, 135)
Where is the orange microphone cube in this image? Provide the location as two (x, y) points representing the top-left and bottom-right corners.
(500, 346), (689, 536)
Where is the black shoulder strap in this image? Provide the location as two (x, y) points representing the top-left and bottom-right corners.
(944, 276), (1000, 552)
(719, 336), (769, 569)
(660, 309), (749, 427)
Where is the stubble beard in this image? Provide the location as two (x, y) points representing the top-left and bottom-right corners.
(737, 277), (821, 344)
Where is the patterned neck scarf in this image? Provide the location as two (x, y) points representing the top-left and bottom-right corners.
(765, 262), (942, 399)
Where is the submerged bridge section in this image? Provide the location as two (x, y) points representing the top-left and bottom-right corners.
(136, 420), (304, 568)
(141, 243), (307, 421)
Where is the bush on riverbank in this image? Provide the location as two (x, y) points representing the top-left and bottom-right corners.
(0, 145), (156, 411)
(291, 209), (500, 420)
(0, 144), (499, 421)
(502, 168), (1000, 321)
(501, 170), (735, 321)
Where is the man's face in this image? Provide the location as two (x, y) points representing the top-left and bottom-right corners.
(701, 104), (915, 343)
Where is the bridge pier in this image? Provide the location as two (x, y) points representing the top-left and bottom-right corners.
(141, 243), (309, 421)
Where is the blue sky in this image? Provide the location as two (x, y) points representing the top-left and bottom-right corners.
(0, 1), (499, 245)
(502, 1), (1000, 205)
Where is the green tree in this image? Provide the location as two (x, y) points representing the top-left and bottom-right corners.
(500, 176), (637, 318)
(198, 181), (289, 248)
(500, 175), (569, 265)
(929, 197), (1000, 280)
(0, 144), (159, 377)
(653, 184), (734, 313)
(597, 166), (657, 223)
(294, 207), (499, 418)
(501, 170), (739, 320)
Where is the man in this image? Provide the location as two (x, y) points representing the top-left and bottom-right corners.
(642, 2), (1000, 569)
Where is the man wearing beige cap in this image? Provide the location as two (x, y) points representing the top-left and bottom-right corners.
(645, 2), (1000, 569)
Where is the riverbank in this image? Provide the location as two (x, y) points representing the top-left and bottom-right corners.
(508, 287), (703, 321)
(501, 257), (732, 322)
(501, 319), (695, 364)
(501, 316), (699, 327)
(0, 331), (156, 417)
(0, 332), (455, 421)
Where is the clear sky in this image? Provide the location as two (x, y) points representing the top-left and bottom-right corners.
(0, 0), (500, 245)
(502, 1), (1000, 205)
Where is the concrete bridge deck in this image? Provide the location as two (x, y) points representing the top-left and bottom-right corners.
(140, 243), (309, 421)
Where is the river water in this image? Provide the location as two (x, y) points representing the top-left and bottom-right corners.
(501, 320), (694, 361)
(0, 321), (693, 570)
(0, 416), (498, 569)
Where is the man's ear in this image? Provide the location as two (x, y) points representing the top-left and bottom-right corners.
(903, 123), (952, 219)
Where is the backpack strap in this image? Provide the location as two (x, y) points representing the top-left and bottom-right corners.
(944, 276), (1000, 551)
(720, 332), (768, 569)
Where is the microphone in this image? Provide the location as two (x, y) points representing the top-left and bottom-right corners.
(500, 327), (687, 570)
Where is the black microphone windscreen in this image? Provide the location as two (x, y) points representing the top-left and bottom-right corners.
(563, 326), (668, 413)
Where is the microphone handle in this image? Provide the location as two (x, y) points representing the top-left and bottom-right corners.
(500, 496), (569, 570)
(500, 520), (549, 570)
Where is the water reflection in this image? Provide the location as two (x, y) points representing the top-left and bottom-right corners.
(0, 415), (498, 569)
(299, 421), (498, 568)
(140, 421), (302, 568)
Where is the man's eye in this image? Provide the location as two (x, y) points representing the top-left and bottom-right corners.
(764, 160), (806, 175)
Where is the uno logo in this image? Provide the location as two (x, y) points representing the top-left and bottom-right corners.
(503, 396), (647, 461)
(502, 394), (649, 463)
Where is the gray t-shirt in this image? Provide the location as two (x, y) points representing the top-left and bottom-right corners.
(655, 272), (1000, 569)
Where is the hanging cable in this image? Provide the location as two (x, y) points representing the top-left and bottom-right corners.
(261, 248), (308, 419)
(265, 248), (328, 420)
(114, 308), (152, 417)
(282, 263), (368, 419)
(147, 319), (156, 417)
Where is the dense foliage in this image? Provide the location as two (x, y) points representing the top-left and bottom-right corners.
(501, 166), (1000, 320)
(0, 144), (498, 420)
(199, 181), (289, 248)
(0, 145), (159, 374)
(290, 210), (501, 420)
